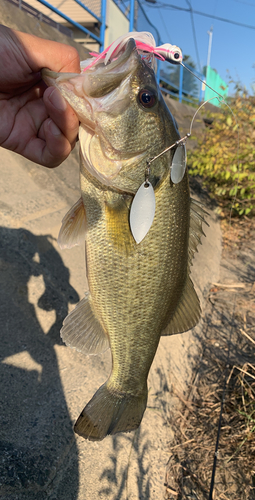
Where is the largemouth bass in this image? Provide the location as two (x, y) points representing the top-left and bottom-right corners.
(42, 36), (205, 441)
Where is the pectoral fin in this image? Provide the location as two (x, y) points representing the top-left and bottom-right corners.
(162, 276), (201, 335)
(61, 292), (109, 355)
(58, 198), (87, 249)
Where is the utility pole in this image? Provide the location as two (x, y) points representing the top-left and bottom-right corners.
(206, 26), (213, 80)
(204, 26), (213, 99)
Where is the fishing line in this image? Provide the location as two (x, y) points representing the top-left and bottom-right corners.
(181, 62), (223, 101)
(208, 367), (228, 500)
(208, 296), (235, 500)
(177, 64), (241, 498)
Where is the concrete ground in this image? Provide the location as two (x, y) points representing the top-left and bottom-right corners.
(0, 6), (221, 499)
(0, 141), (221, 500)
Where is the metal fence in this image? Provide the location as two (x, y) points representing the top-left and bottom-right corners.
(16, 0), (106, 50)
(159, 60), (205, 104)
(6, 0), (74, 37)
(35, 0), (106, 49)
(14, 0), (205, 104)
(134, 0), (204, 104)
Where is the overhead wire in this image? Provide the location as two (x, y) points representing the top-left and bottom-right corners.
(158, 8), (172, 42)
(213, 0), (219, 15)
(185, 0), (202, 72)
(233, 0), (255, 6)
(144, 1), (255, 30)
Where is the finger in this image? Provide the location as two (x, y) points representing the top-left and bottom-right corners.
(42, 118), (72, 167)
(14, 30), (81, 74)
(23, 118), (73, 168)
(43, 86), (79, 146)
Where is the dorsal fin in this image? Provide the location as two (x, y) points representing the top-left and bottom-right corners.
(188, 198), (208, 265)
(161, 198), (207, 335)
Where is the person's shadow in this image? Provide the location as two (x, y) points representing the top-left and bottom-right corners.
(0, 226), (80, 499)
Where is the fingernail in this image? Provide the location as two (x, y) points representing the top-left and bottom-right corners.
(48, 88), (67, 111)
(48, 119), (61, 136)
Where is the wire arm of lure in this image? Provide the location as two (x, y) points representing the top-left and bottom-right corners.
(145, 162), (151, 186)
(147, 133), (191, 167)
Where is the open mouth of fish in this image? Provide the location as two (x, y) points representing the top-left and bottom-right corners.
(42, 40), (150, 188)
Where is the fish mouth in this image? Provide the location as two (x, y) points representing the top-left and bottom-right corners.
(42, 38), (138, 97)
(84, 38), (139, 98)
(42, 40), (148, 188)
(41, 38), (139, 128)
(79, 39), (145, 187)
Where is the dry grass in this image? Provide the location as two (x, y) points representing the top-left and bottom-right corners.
(165, 220), (255, 500)
(165, 359), (255, 500)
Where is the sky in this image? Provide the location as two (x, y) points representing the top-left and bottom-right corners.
(139, 0), (255, 95)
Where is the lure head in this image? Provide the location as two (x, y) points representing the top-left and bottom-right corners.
(156, 43), (183, 64)
(42, 38), (180, 193)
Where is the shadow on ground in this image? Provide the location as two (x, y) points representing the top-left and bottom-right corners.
(98, 429), (151, 500)
(0, 227), (80, 500)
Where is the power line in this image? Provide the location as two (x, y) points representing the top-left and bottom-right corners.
(157, 8), (170, 40)
(185, 0), (202, 72)
(158, 7), (172, 42)
(144, 1), (255, 30)
(213, 0), (219, 16)
(233, 0), (255, 6)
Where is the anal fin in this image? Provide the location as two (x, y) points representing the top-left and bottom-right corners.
(61, 293), (109, 355)
(162, 277), (201, 335)
(58, 197), (86, 249)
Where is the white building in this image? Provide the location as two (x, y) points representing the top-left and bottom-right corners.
(24, 0), (130, 52)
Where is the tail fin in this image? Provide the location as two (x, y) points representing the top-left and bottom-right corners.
(74, 382), (148, 441)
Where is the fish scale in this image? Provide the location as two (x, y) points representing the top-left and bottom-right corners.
(81, 164), (190, 393)
(42, 35), (205, 441)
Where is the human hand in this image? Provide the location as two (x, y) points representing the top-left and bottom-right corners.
(0, 25), (80, 167)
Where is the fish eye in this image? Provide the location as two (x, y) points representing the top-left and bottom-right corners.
(138, 89), (157, 108)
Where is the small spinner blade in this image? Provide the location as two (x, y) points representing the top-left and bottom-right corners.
(171, 144), (186, 184)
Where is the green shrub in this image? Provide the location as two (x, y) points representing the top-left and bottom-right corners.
(188, 96), (255, 217)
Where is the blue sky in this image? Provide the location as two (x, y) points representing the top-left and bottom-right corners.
(140, 0), (255, 95)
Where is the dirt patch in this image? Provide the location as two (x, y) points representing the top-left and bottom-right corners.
(164, 218), (255, 500)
